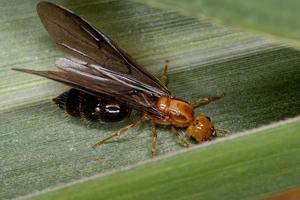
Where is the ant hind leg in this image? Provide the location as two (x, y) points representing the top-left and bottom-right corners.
(92, 115), (146, 149)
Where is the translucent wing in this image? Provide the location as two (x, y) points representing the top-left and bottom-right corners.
(13, 1), (173, 118)
(13, 58), (164, 118)
(36, 1), (170, 97)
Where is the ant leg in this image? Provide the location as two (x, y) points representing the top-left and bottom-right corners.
(160, 59), (169, 86)
(92, 116), (146, 149)
(50, 99), (61, 111)
(79, 113), (92, 127)
(214, 129), (228, 137)
(151, 121), (158, 157)
(190, 94), (225, 108)
(64, 110), (70, 119)
(171, 126), (189, 147)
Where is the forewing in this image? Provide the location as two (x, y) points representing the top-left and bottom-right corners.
(36, 1), (170, 97)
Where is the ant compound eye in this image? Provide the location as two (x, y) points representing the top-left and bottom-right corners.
(206, 116), (211, 122)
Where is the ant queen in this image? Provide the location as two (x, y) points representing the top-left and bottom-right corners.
(13, 1), (224, 156)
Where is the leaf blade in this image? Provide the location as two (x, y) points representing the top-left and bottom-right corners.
(135, 0), (300, 48)
(0, 0), (300, 199)
(29, 118), (300, 200)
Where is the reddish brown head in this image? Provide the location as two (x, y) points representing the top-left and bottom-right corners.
(186, 115), (215, 142)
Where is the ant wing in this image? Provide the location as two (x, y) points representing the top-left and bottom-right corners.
(13, 1), (173, 119)
(13, 58), (165, 119)
(36, 1), (170, 98)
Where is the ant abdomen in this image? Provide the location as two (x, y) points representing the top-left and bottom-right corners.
(53, 89), (132, 122)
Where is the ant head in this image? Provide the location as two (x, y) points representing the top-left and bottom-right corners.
(186, 115), (215, 142)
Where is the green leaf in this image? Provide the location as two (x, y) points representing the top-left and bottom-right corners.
(30, 118), (300, 200)
(0, 0), (299, 199)
(135, 0), (300, 48)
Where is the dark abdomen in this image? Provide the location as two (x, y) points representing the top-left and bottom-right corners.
(53, 89), (131, 122)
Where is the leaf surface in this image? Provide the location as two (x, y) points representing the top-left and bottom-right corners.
(0, 0), (299, 199)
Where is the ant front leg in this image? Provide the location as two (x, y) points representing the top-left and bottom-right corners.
(171, 126), (189, 147)
(191, 94), (225, 108)
(160, 59), (169, 86)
